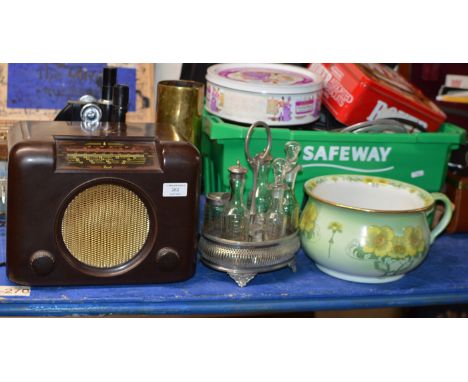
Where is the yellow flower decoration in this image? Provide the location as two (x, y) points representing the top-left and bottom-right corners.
(306, 181), (317, 191)
(390, 236), (408, 259)
(300, 202), (318, 233)
(363, 177), (388, 186)
(403, 227), (425, 256)
(328, 222), (343, 233)
(375, 178), (389, 185)
(363, 226), (395, 257)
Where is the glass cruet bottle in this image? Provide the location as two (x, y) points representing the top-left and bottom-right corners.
(222, 160), (249, 241)
(283, 141), (301, 234)
(283, 167), (300, 234)
(203, 192), (230, 237)
(247, 153), (273, 242)
(265, 158), (288, 240)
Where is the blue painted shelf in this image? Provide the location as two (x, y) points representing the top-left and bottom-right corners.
(1, 215), (468, 316)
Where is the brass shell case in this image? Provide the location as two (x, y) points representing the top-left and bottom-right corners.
(156, 80), (204, 147)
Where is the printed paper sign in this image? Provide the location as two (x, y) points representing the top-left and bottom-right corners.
(7, 64), (137, 111)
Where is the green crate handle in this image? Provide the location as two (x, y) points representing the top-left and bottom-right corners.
(437, 122), (467, 145)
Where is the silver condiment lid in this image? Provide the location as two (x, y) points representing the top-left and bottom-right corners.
(255, 152), (273, 164)
(228, 160), (247, 175)
(206, 192), (230, 206)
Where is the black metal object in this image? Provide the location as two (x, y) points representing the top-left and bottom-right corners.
(448, 143), (468, 174)
(111, 84), (129, 123)
(55, 66), (129, 124)
(102, 66), (117, 101)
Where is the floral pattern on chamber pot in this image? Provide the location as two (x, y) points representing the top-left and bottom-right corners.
(300, 175), (453, 283)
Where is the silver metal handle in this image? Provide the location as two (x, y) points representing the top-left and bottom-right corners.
(244, 121), (272, 166)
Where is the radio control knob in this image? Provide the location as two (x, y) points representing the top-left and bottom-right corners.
(30, 251), (55, 276)
(155, 247), (180, 272)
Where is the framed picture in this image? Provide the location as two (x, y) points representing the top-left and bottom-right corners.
(0, 63), (155, 123)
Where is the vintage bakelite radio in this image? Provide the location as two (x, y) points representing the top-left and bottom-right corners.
(6, 121), (201, 285)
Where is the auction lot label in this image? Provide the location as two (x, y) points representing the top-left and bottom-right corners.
(0, 286), (31, 297)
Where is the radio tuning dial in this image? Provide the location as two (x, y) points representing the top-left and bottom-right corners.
(30, 251), (55, 276)
(155, 248), (180, 272)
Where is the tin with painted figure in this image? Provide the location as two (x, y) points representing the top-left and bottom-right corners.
(205, 64), (322, 126)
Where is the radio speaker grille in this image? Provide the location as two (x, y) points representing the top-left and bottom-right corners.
(61, 184), (150, 268)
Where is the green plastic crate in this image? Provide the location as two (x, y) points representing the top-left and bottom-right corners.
(201, 112), (466, 206)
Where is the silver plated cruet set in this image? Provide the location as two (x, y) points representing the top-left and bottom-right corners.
(199, 121), (302, 286)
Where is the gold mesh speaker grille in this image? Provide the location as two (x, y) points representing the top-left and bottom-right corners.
(61, 184), (150, 268)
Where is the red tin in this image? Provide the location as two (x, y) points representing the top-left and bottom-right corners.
(308, 63), (446, 131)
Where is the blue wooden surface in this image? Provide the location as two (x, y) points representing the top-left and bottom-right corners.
(7, 64), (137, 111)
(1, 213), (468, 316)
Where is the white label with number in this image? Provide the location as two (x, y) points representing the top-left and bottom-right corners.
(163, 183), (188, 197)
(0, 286), (31, 297)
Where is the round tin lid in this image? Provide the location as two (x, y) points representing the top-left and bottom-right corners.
(206, 63), (322, 94)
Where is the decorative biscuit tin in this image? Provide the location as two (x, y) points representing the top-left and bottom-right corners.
(206, 64), (322, 126)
